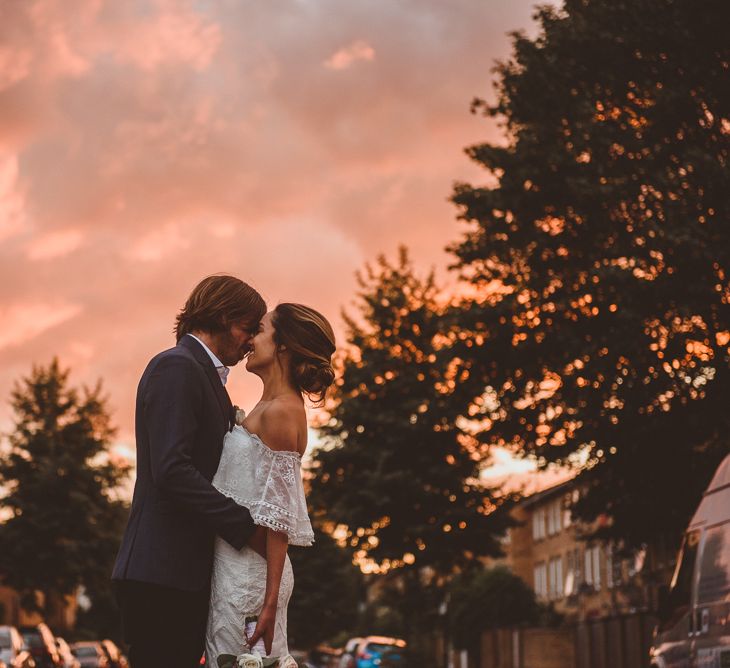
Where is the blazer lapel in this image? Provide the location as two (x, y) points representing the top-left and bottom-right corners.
(179, 335), (234, 431)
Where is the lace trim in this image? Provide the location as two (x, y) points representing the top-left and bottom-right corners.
(252, 514), (315, 546)
(216, 486), (314, 547)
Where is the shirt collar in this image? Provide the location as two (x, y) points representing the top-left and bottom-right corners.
(187, 334), (228, 385)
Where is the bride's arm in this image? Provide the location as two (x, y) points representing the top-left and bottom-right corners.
(248, 401), (304, 655)
(250, 528), (288, 654)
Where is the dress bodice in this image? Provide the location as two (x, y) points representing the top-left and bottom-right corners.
(212, 425), (314, 546)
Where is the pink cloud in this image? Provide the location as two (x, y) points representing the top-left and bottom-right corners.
(110, 5), (222, 72)
(126, 222), (191, 261)
(0, 153), (26, 241)
(324, 40), (375, 70)
(0, 47), (32, 91)
(0, 0), (541, 452)
(0, 302), (82, 351)
(27, 228), (84, 260)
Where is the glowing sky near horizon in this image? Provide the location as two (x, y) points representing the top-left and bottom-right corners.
(0, 0), (547, 476)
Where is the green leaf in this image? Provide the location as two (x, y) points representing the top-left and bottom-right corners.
(217, 655), (237, 668)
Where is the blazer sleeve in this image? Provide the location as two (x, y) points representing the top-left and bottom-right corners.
(143, 354), (254, 550)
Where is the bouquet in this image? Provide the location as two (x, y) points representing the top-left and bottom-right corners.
(217, 615), (298, 668)
(216, 654), (298, 668)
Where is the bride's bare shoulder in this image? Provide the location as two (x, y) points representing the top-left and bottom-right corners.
(258, 396), (307, 454)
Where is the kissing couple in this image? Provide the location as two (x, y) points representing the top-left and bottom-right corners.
(112, 275), (336, 667)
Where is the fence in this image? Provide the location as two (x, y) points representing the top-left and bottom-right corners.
(470, 612), (656, 668)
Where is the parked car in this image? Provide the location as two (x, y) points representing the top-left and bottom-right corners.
(18, 625), (62, 668)
(0, 625), (36, 667)
(650, 453), (730, 667)
(337, 638), (362, 668)
(97, 642), (125, 668)
(308, 645), (342, 668)
(69, 643), (108, 668)
(54, 639), (78, 668)
(354, 637), (406, 668)
(290, 650), (317, 668)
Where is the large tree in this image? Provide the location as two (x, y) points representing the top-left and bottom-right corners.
(308, 250), (513, 657)
(0, 360), (129, 624)
(311, 250), (511, 572)
(287, 527), (363, 649)
(449, 0), (730, 550)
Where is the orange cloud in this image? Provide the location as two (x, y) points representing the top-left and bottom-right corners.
(27, 228), (84, 260)
(0, 0), (541, 447)
(0, 153), (25, 242)
(110, 4), (222, 72)
(0, 47), (32, 91)
(0, 302), (82, 351)
(324, 40), (375, 70)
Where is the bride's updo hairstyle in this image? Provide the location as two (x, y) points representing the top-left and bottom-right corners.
(272, 303), (336, 404)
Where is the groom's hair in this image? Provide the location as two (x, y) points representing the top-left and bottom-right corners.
(175, 275), (266, 342)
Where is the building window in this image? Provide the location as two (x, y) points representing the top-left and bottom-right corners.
(547, 500), (562, 536)
(549, 556), (564, 600)
(606, 543), (623, 589)
(563, 493), (573, 528)
(606, 548), (614, 589)
(534, 562), (548, 600)
(565, 548), (582, 596)
(584, 545), (602, 591)
(628, 546), (647, 578)
(533, 508), (546, 541)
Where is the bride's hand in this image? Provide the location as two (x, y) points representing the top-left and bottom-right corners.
(249, 605), (275, 656)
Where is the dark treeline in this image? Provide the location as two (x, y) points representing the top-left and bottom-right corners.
(309, 0), (730, 657)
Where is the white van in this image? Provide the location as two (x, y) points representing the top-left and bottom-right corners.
(650, 454), (730, 668)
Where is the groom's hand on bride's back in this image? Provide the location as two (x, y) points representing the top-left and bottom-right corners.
(248, 605), (275, 656)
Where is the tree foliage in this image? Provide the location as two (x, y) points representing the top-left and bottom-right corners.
(0, 359), (129, 619)
(309, 249), (512, 576)
(448, 566), (541, 649)
(287, 527), (363, 649)
(449, 0), (730, 549)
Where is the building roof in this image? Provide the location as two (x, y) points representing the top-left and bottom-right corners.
(517, 476), (576, 509)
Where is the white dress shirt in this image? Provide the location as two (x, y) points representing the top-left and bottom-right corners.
(188, 334), (229, 385)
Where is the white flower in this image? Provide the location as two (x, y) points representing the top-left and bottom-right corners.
(278, 655), (298, 668)
(237, 653), (264, 668)
(235, 406), (246, 425)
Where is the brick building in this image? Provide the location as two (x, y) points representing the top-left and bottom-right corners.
(501, 478), (673, 621)
(0, 585), (77, 631)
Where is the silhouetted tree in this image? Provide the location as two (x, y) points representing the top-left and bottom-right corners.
(288, 527), (363, 648)
(449, 0), (730, 550)
(0, 360), (129, 628)
(309, 250), (513, 660)
(311, 249), (511, 572)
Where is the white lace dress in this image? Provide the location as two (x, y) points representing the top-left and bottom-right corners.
(205, 425), (314, 662)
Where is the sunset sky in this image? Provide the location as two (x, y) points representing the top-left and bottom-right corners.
(1, 0), (549, 474)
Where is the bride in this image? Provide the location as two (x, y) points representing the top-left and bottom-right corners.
(205, 302), (336, 661)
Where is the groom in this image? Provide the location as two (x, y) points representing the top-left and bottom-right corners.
(112, 275), (267, 668)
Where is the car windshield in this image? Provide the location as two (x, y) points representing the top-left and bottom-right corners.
(366, 644), (399, 654)
(0, 629), (10, 648)
(21, 632), (43, 649)
(74, 646), (98, 657)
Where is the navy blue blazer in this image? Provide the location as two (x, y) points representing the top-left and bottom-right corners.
(112, 334), (255, 591)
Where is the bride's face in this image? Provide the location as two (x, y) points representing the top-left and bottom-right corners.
(245, 311), (277, 373)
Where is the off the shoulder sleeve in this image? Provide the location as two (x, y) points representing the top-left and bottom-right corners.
(249, 447), (314, 546)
